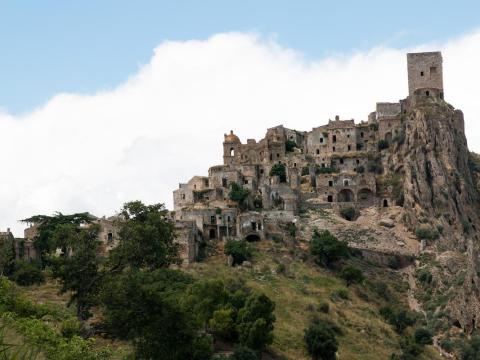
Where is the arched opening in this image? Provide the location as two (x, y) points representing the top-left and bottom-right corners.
(338, 189), (354, 202)
(327, 195), (333, 202)
(425, 90), (430, 96)
(230, 148), (235, 156)
(246, 234), (260, 242)
(383, 199), (389, 207)
(209, 229), (216, 239)
(358, 188), (375, 206)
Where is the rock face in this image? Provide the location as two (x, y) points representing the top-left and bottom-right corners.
(386, 94), (480, 331)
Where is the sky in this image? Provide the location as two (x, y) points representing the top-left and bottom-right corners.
(1, 1), (480, 235)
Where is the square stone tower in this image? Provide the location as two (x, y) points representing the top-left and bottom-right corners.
(407, 52), (443, 97)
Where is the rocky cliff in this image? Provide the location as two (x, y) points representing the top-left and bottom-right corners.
(387, 94), (480, 332)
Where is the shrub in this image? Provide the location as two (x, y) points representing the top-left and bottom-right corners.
(315, 166), (339, 175)
(209, 309), (236, 341)
(329, 288), (349, 302)
(304, 321), (338, 360)
(378, 139), (390, 150)
(416, 269), (433, 286)
(229, 183), (250, 210)
(380, 306), (416, 333)
(230, 346), (258, 360)
(224, 240), (253, 266)
(339, 207), (358, 221)
(461, 335), (480, 360)
(310, 229), (349, 267)
(440, 338), (454, 352)
(285, 140), (297, 152)
(269, 163), (287, 182)
(61, 317), (82, 338)
(318, 301), (330, 313)
(415, 225), (440, 240)
(414, 327), (433, 345)
(11, 261), (45, 286)
(340, 265), (364, 286)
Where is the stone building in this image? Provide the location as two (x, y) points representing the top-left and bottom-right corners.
(171, 51), (445, 255)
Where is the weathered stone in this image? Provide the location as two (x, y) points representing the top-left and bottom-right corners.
(379, 218), (395, 228)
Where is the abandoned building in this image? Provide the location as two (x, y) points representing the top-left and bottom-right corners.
(171, 51), (445, 261)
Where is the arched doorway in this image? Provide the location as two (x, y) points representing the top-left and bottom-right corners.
(358, 188), (375, 206)
(246, 233), (260, 242)
(337, 189), (354, 202)
(383, 199), (389, 207)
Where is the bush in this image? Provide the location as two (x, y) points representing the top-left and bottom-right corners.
(285, 140), (297, 152)
(415, 225), (440, 240)
(310, 230), (349, 267)
(61, 317), (82, 338)
(230, 346), (258, 360)
(229, 183), (250, 210)
(269, 163), (287, 182)
(414, 327), (433, 345)
(416, 269), (433, 286)
(315, 166), (339, 175)
(380, 306), (416, 333)
(11, 261), (45, 286)
(329, 288), (349, 302)
(339, 207), (358, 221)
(304, 321), (338, 360)
(209, 309), (236, 341)
(318, 302), (330, 313)
(224, 240), (253, 266)
(340, 265), (364, 286)
(378, 139), (390, 150)
(461, 335), (480, 360)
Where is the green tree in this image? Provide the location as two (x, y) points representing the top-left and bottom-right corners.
(378, 139), (389, 150)
(285, 140), (297, 152)
(304, 321), (338, 360)
(269, 163), (287, 182)
(340, 265), (364, 286)
(230, 346), (258, 360)
(109, 201), (180, 270)
(462, 335), (480, 360)
(101, 269), (207, 360)
(224, 239), (253, 266)
(209, 308), (236, 341)
(21, 212), (94, 266)
(229, 183), (251, 210)
(11, 261), (45, 286)
(310, 230), (349, 267)
(380, 306), (416, 334)
(50, 224), (102, 320)
(237, 293), (275, 352)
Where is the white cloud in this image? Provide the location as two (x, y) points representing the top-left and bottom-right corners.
(1, 31), (480, 235)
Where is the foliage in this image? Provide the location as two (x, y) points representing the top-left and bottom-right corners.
(416, 269), (433, 286)
(209, 308), (236, 341)
(378, 139), (390, 150)
(461, 335), (480, 360)
(314, 165), (339, 175)
(304, 320), (338, 360)
(10, 261), (45, 286)
(21, 213), (94, 266)
(49, 224), (102, 320)
(224, 240), (253, 266)
(230, 346), (258, 360)
(357, 165), (365, 173)
(339, 207), (357, 221)
(237, 293), (276, 351)
(367, 154), (383, 174)
(109, 201), (181, 270)
(269, 163), (287, 183)
(468, 152), (480, 173)
(340, 265), (364, 286)
(285, 140), (297, 152)
(229, 183), (251, 210)
(301, 166), (310, 176)
(415, 225), (440, 241)
(310, 230), (349, 267)
(414, 327), (433, 345)
(101, 268), (202, 360)
(380, 306), (416, 333)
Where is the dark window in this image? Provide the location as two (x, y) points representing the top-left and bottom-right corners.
(344, 180), (349, 186)
(328, 180), (333, 187)
(348, 145), (351, 151)
(209, 229), (216, 239)
(320, 138), (324, 143)
(251, 222), (257, 230)
(260, 169), (264, 174)
(277, 153), (280, 158)
(356, 159), (360, 164)
(316, 149), (320, 154)
(332, 147), (336, 152)
(222, 178), (227, 187)
(420, 71), (424, 76)
(182, 194), (186, 200)
(327, 195), (333, 202)
(194, 185), (197, 190)
(294, 163), (297, 167)
(211, 216), (216, 224)
(340, 158), (344, 164)
(360, 132), (364, 138)
(244, 180), (248, 184)
(426, 90), (430, 96)
(333, 135), (337, 143)
(107, 233), (113, 243)
(321, 163), (325, 168)
(383, 199), (389, 207)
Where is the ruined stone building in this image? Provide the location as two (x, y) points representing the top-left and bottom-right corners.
(172, 51), (446, 261)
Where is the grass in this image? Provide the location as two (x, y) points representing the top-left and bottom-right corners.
(188, 240), (444, 360)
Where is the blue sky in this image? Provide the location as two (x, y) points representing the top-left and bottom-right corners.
(1, 0), (480, 114)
